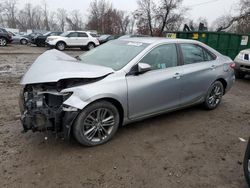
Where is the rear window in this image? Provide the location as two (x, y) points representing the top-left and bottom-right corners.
(180, 44), (215, 65)
(78, 33), (88, 37)
(90, 33), (98, 37)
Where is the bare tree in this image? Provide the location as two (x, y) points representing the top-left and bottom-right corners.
(42, 1), (50, 31)
(86, 0), (112, 33)
(66, 10), (84, 30)
(136, 0), (155, 36)
(17, 3), (43, 31)
(136, 0), (184, 36)
(215, 0), (250, 33)
(57, 8), (67, 31)
(2, 0), (18, 28)
(86, 0), (132, 35)
(157, 0), (183, 35)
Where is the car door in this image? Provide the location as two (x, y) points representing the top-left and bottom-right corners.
(65, 32), (78, 46)
(126, 44), (183, 119)
(77, 32), (89, 46)
(178, 43), (218, 105)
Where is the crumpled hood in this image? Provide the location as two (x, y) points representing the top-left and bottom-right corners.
(21, 49), (114, 85)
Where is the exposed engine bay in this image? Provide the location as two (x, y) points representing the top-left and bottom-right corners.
(19, 78), (102, 139)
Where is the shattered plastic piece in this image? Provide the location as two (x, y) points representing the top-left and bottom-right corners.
(239, 137), (247, 142)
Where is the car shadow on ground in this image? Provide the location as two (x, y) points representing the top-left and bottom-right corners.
(26, 105), (204, 149)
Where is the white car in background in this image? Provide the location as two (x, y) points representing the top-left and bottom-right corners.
(46, 31), (100, 51)
(234, 49), (250, 79)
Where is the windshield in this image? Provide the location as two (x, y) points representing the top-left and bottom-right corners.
(99, 35), (110, 40)
(43, 32), (51, 36)
(60, 32), (70, 37)
(79, 40), (149, 71)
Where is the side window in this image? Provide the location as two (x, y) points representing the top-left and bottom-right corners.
(203, 49), (215, 61)
(67, 32), (78, 37)
(140, 44), (178, 70)
(49, 32), (59, 36)
(180, 44), (215, 65)
(180, 44), (204, 65)
(78, 33), (88, 37)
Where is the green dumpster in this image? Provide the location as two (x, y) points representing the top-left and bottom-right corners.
(165, 31), (250, 60)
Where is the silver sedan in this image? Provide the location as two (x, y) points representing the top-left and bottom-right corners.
(19, 38), (235, 146)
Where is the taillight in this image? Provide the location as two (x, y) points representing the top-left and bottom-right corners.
(230, 62), (236, 69)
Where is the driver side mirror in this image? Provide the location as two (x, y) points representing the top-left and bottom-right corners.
(137, 63), (152, 74)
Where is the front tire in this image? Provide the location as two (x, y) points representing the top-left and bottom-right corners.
(0, 37), (7, 46)
(56, 42), (66, 51)
(204, 81), (224, 110)
(73, 101), (120, 146)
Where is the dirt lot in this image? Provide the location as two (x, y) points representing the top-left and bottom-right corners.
(0, 44), (250, 188)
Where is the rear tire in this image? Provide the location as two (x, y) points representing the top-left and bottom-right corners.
(0, 37), (7, 46)
(87, 42), (95, 51)
(73, 101), (120, 146)
(56, 42), (66, 51)
(204, 81), (224, 110)
(235, 70), (245, 79)
(20, 39), (28, 45)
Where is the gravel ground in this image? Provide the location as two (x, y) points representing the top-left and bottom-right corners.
(0, 45), (250, 188)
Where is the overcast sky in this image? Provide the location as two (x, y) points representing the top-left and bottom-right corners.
(22, 0), (238, 25)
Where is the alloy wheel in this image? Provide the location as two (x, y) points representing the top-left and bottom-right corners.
(0, 38), (7, 46)
(207, 83), (223, 108)
(21, 39), (28, 45)
(57, 42), (65, 51)
(88, 43), (95, 50)
(82, 108), (115, 143)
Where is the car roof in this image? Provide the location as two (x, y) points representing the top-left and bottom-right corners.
(119, 37), (202, 45)
(66, 31), (91, 33)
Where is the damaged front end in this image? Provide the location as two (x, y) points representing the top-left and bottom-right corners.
(19, 50), (114, 140)
(19, 81), (81, 140)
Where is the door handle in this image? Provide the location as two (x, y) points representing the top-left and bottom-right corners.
(173, 73), (181, 79)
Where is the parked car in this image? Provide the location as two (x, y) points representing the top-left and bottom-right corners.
(234, 49), (250, 79)
(19, 38), (235, 146)
(32, 31), (63, 47)
(24, 32), (42, 41)
(89, 33), (100, 40)
(0, 28), (12, 46)
(244, 138), (250, 187)
(46, 31), (100, 51)
(8, 32), (29, 45)
(119, 34), (150, 39)
(98, 34), (117, 44)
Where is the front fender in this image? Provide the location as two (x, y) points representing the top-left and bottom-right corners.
(63, 92), (124, 110)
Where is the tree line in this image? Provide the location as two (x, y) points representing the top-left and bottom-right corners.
(0, 0), (249, 36)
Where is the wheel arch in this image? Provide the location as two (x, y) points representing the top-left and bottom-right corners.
(216, 78), (227, 94)
(87, 41), (95, 46)
(86, 97), (124, 126)
(56, 40), (67, 46)
(0, 36), (8, 43)
(67, 97), (125, 141)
